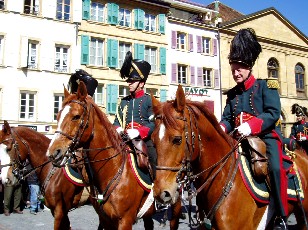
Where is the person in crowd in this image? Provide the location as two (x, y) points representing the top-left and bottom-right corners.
(25, 160), (40, 215)
(3, 181), (23, 216)
(219, 28), (288, 230)
(289, 103), (308, 153)
(113, 51), (157, 179)
(0, 161), (4, 214)
(68, 69), (98, 97)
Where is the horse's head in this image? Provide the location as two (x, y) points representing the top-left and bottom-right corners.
(151, 85), (187, 204)
(0, 121), (20, 185)
(47, 81), (94, 167)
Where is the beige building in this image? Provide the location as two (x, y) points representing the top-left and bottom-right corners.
(218, 7), (308, 137)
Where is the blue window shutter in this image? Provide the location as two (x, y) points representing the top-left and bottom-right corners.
(214, 69), (220, 88)
(81, 35), (89, 64)
(171, 31), (177, 49)
(197, 67), (203, 86)
(160, 47), (166, 74)
(160, 89), (167, 102)
(107, 3), (119, 25)
(134, 43), (144, 59)
(82, 0), (90, 20)
(107, 39), (118, 68)
(190, 66), (195, 86)
(171, 63), (177, 83)
(134, 9), (144, 30)
(213, 39), (217, 56)
(158, 14), (165, 34)
(107, 84), (118, 114)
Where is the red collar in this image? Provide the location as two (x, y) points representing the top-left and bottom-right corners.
(131, 90), (144, 99)
(241, 74), (256, 91)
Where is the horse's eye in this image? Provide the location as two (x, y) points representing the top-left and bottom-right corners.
(72, 115), (81, 121)
(173, 136), (182, 145)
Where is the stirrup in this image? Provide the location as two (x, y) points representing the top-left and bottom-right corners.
(273, 216), (288, 230)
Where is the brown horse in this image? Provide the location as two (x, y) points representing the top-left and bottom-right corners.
(0, 121), (100, 230)
(151, 85), (308, 229)
(46, 81), (182, 230)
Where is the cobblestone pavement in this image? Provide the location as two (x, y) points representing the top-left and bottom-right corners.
(0, 202), (298, 230)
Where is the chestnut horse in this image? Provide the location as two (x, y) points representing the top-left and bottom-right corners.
(0, 121), (101, 230)
(151, 85), (308, 229)
(46, 82), (182, 230)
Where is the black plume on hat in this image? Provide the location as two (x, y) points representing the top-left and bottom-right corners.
(68, 69), (98, 97)
(291, 103), (308, 117)
(228, 28), (262, 68)
(120, 51), (151, 82)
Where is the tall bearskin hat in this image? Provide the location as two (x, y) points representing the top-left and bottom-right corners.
(68, 69), (98, 97)
(291, 103), (308, 117)
(228, 28), (262, 68)
(120, 51), (151, 82)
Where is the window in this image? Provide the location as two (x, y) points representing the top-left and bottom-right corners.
(28, 41), (38, 69)
(53, 94), (64, 121)
(203, 68), (212, 87)
(90, 38), (104, 66)
(202, 37), (211, 54)
(178, 65), (187, 84)
(56, 0), (70, 21)
(177, 32), (186, 50)
(24, 0), (39, 15)
(91, 2), (104, 22)
(118, 8), (131, 27)
(119, 85), (129, 98)
(145, 14), (156, 32)
(146, 88), (158, 97)
(295, 64), (305, 91)
(267, 58), (279, 78)
(20, 92), (35, 120)
(55, 45), (69, 72)
(0, 36), (3, 65)
(94, 84), (104, 105)
(119, 42), (131, 67)
(145, 46), (157, 73)
(0, 0), (4, 10)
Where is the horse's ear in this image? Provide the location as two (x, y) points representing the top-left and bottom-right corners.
(3, 120), (12, 135)
(174, 85), (185, 113)
(77, 81), (87, 101)
(64, 85), (70, 98)
(151, 94), (160, 114)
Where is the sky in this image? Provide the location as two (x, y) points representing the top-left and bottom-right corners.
(193, 0), (308, 37)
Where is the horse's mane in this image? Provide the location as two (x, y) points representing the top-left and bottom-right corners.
(62, 94), (123, 153)
(12, 126), (50, 143)
(160, 99), (233, 146)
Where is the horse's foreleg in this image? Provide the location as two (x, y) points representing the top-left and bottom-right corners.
(169, 199), (182, 230)
(53, 206), (71, 230)
(143, 216), (154, 230)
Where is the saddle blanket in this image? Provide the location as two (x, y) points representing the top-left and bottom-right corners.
(239, 153), (304, 203)
(62, 158), (85, 186)
(128, 153), (152, 192)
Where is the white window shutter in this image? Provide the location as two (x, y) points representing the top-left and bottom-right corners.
(20, 37), (28, 68)
(7, 0), (23, 13)
(42, 0), (57, 19)
(72, 0), (82, 23)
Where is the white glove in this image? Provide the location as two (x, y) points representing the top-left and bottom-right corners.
(300, 136), (307, 141)
(237, 123), (251, 136)
(116, 127), (124, 134)
(220, 125), (226, 132)
(126, 129), (140, 139)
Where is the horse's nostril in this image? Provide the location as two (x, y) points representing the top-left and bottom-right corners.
(160, 191), (172, 203)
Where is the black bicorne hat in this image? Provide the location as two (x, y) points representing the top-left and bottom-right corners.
(228, 28), (262, 68)
(68, 69), (98, 97)
(120, 51), (151, 82)
(291, 103), (308, 117)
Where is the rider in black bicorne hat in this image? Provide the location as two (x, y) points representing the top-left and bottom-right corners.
(68, 69), (98, 97)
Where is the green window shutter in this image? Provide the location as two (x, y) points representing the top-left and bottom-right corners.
(134, 9), (145, 30)
(107, 39), (118, 68)
(82, 0), (90, 20)
(81, 35), (89, 64)
(107, 3), (119, 25)
(134, 43), (145, 60)
(107, 84), (118, 114)
(158, 14), (165, 34)
(159, 47), (166, 74)
(160, 89), (167, 102)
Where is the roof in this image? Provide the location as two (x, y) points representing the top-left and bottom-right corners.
(207, 2), (243, 22)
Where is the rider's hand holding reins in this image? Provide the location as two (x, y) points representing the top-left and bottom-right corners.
(126, 129), (140, 140)
(237, 122), (251, 136)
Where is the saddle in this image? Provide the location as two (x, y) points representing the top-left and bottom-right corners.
(241, 136), (269, 180)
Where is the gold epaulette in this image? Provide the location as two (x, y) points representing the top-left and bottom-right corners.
(266, 78), (279, 89)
